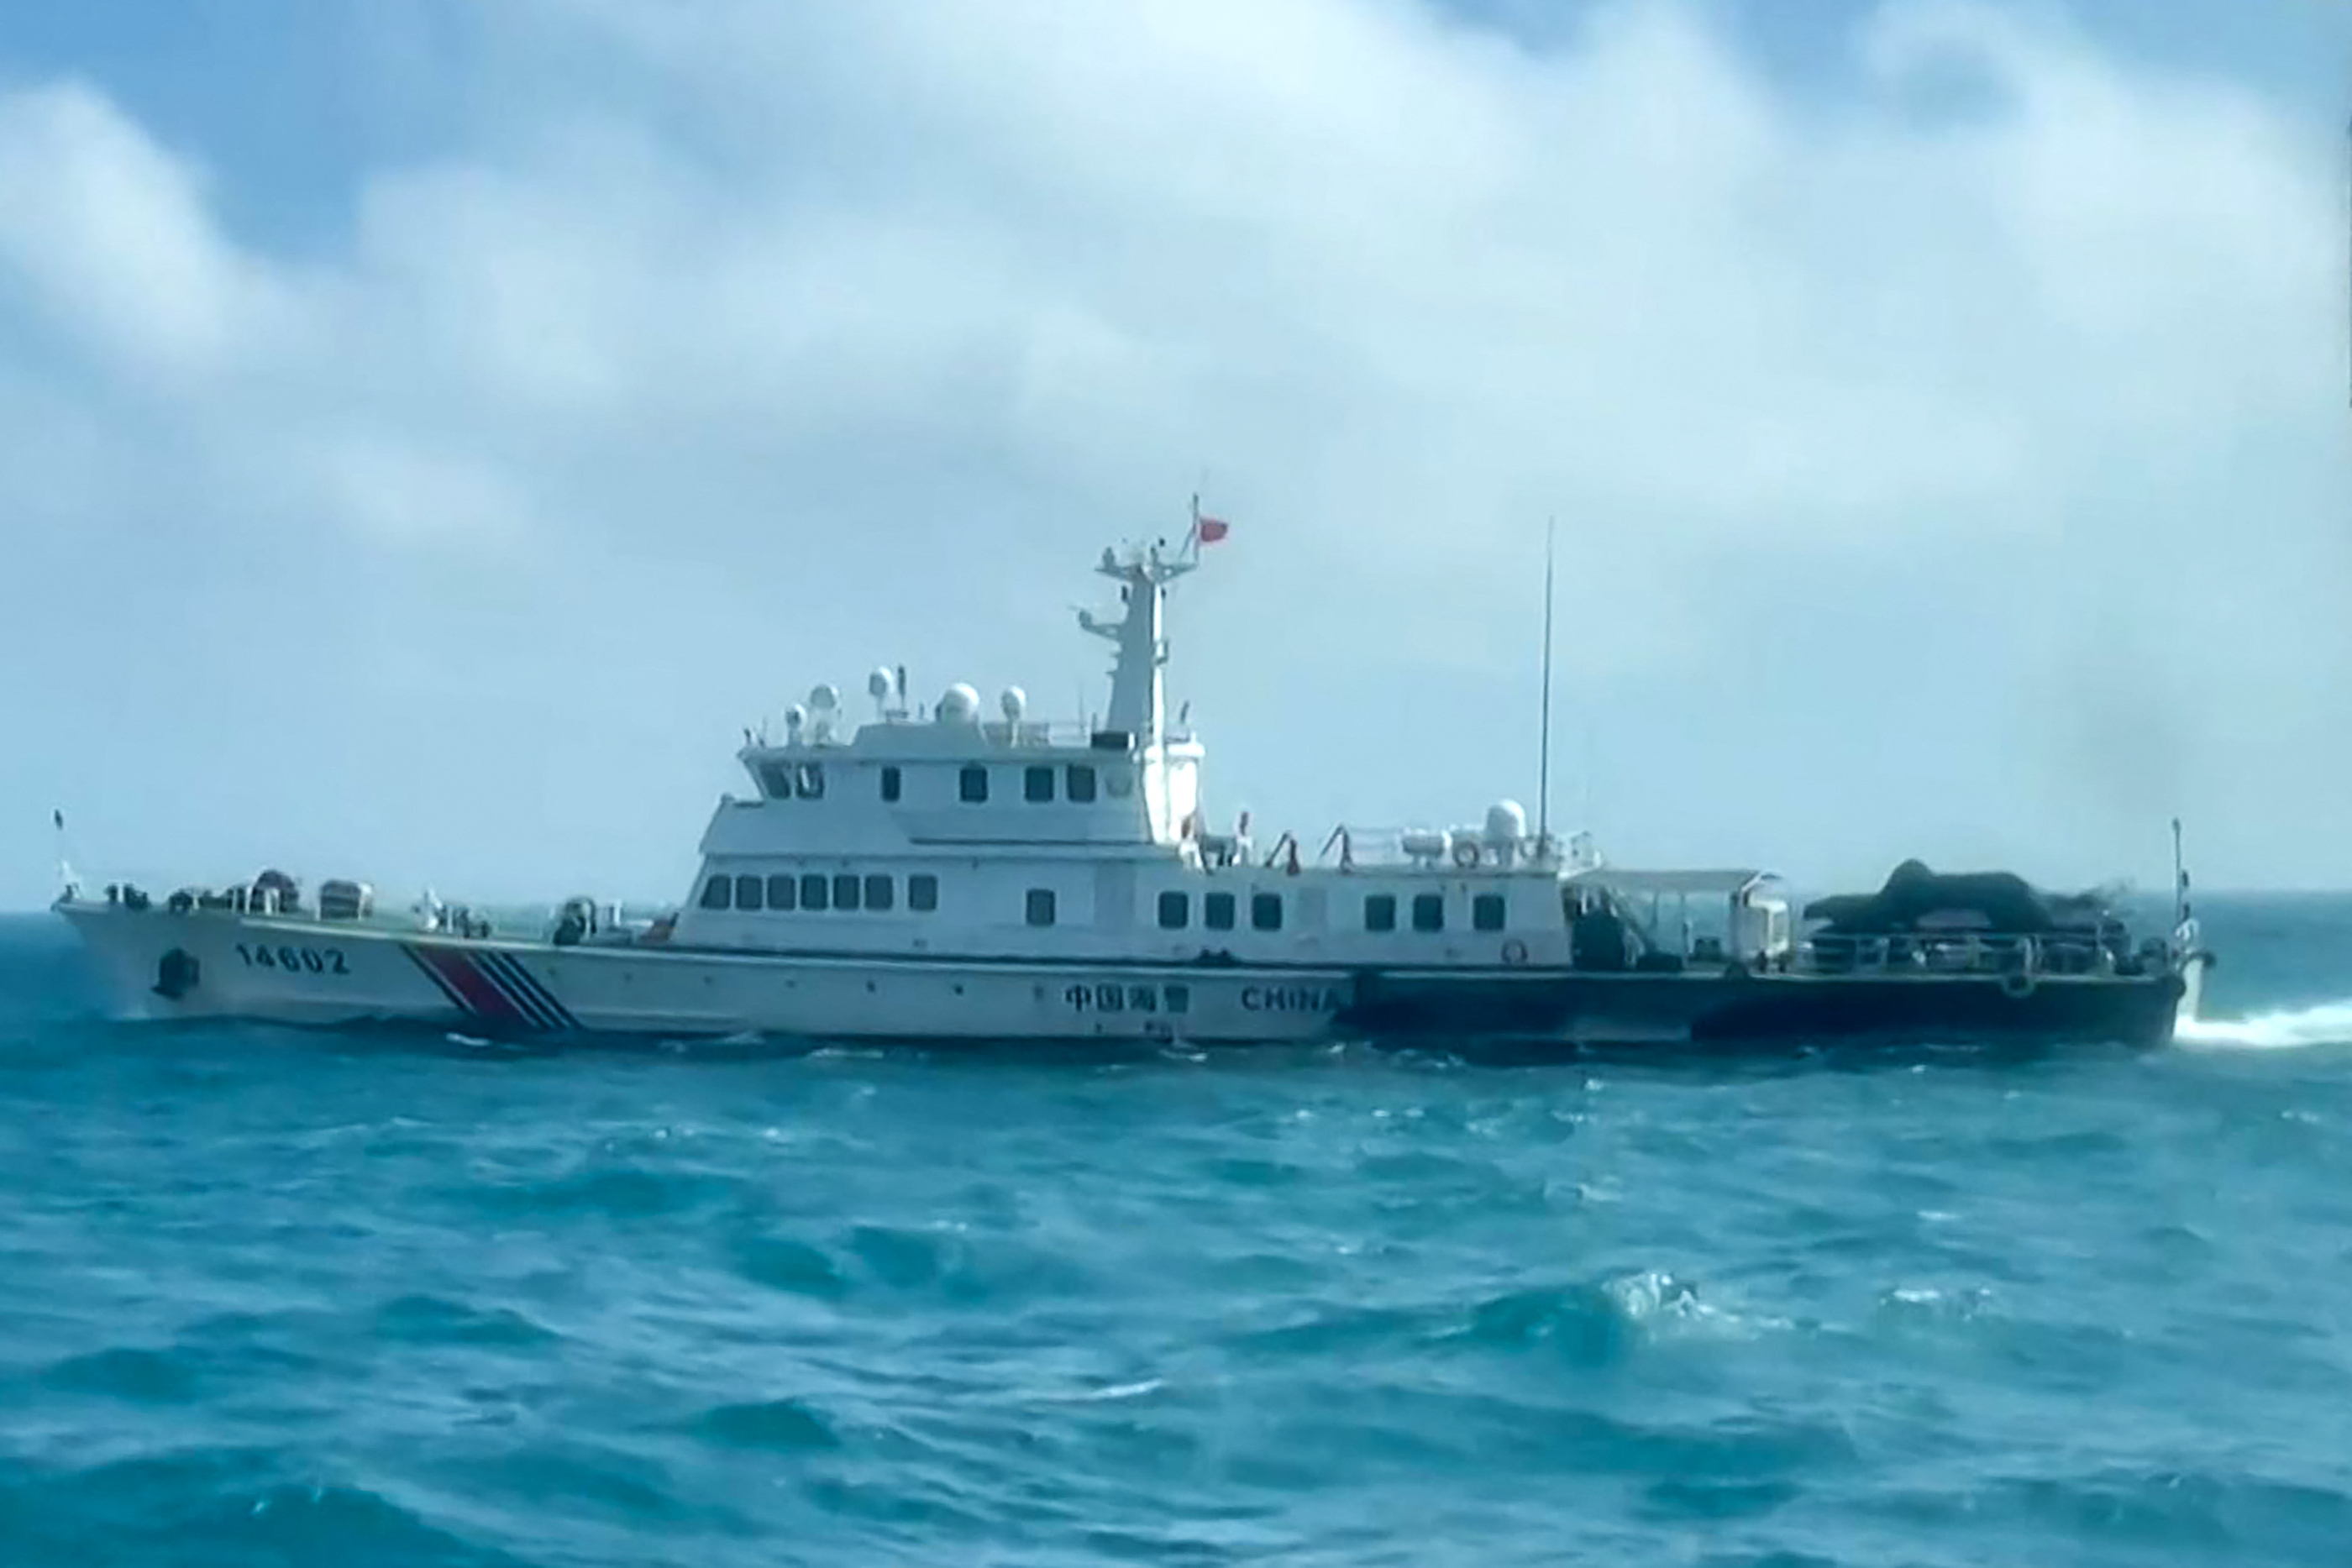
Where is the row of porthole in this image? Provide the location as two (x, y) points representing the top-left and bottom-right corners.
(1026, 889), (1512, 933)
(760, 761), (1132, 805)
(959, 763), (1119, 804)
(703, 872), (1510, 933)
(1147, 889), (1506, 934)
(1365, 891), (1509, 934)
(701, 871), (941, 915)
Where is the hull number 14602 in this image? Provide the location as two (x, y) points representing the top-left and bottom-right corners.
(236, 942), (349, 976)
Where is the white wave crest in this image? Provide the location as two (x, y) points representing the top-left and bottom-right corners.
(2177, 1000), (2352, 1051)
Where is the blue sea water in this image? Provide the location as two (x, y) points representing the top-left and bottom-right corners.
(3, 897), (2349, 1566)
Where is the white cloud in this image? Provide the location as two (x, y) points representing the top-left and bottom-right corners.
(0, 0), (2344, 908)
(0, 82), (290, 380)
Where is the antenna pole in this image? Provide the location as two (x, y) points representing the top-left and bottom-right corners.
(51, 806), (78, 902)
(2171, 815), (2189, 929)
(1537, 517), (1556, 852)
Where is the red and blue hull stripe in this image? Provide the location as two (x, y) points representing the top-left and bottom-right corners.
(402, 943), (580, 1033)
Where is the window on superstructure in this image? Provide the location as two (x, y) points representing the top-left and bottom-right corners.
(1025, 765), (1055, 803)
(795, 763), (825, 800)
(767, 873), (796, 911)
(1252, 892), (1283, 932)
(833, 873), (861, 912)
(759, 763), (794, 800)
(1473, 893), (1506, 932)
(1204, 891), (1235, 931)
(1158, 891), (1189, 930)
(734, 874), (764, 912)
(908, 873), (939, 912)
(800, 873), (829, 912)
(864, 874), (893, 911)
(1026, 889), (1057, 927)
(960, 765), (989, 803)
(1066, 765), (1098, 803)
(700, 876), (732, 910)
(1412, 893), (1445, 932)
(1364, 894), (1397, 932)
(880, 766), (901, 803)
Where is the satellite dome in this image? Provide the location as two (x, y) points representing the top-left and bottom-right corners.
(1000, 685), (1028, 722)
(808, 683), (839, 712)
(783, 703), (806, 735)
(937, 683), (981, 725)
(868, 667), (894, 702)
(1484, 800), (1529, 845)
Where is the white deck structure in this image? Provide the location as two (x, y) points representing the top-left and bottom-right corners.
(684, 537), (1593, 970)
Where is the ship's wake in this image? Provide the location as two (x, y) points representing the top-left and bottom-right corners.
(2177, 1000), (2352, 1051)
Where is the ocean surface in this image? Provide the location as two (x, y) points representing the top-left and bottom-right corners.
(3, 895), (2349, 1566)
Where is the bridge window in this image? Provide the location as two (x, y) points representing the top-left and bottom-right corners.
(1066, 765), (1098, 803)
(734, 874), (764, 912)
(909, 873), (939, 912)
(880, 766), (901, 803)
(759, 763), (793, 799)
(1412, 892), (1445, 932)
(700, 875), (732, 910)
(1364, 894), (1397, 932)
(1205, 891), (1235, 931)
(960, 765), (990, 803)
(1164, 983), (1190, 1015)
(1473, 893), (1506, 931)
(1025, 765), (1055, 803)
(767, 873), (796, 911)
(832, 873), (861, 912)
(1252, 892), (1283, 932)
(864, 873), (894, 911)
(1158, 891), (1189, 930)
(1026, 889), (1057, 927)
(800, 873), (828, 912)
(795, 763), (825, 800)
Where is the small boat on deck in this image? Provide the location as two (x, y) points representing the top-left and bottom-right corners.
(54, 514), (2212, 1053)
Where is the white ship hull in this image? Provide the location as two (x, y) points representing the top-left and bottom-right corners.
(58, 901), (1360, 1046)
(60, 899), (2202, 1053)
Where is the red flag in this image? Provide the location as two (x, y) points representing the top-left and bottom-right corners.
(1197, 516), (1230, 543)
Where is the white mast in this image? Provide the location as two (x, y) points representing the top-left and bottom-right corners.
(1079, 522), (1195, 741)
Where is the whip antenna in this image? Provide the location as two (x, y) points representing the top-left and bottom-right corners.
(1537, 517), (1556, 852)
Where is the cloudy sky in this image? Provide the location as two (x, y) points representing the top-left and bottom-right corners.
(2, 0), (2347, 910)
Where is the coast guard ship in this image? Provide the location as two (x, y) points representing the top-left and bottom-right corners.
(55, 512), (2210, 1051)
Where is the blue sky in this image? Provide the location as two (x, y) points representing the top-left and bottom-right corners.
(2, 0), (2348, 910)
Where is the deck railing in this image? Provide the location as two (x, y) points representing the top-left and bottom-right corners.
(1315, 826), (1603, 873)
(1791, 929), (2155, 978)
(748, 716), (1194, 752)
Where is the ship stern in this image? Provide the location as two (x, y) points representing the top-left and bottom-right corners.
(2172, 946), (2213, 1038)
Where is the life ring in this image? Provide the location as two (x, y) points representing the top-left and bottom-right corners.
(1452, 839), (1481, 869)
(1501, 937), (1529, 966)
(2001, 970), (2035, 1000)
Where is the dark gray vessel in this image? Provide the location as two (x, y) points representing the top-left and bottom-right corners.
(1339, 855), (2212, 1051)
